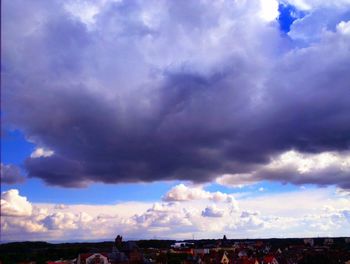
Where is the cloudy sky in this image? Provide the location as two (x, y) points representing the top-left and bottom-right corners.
(1, 0), (350, 242)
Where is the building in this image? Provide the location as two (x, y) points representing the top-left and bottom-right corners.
(110, 235), (144, 264)
(77, 253), (110, 264)
(303, 238), (314, 247)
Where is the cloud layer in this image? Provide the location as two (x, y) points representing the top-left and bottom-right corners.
(1, 187), (349, 241)
(2, 0), (350, 188)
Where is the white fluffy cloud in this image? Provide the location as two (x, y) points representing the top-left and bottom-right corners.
(337, 20), (350, 35)
(163, 184), (239, 210)
(259, 0), (279, 21)
(163, 184), (209, 201)
(2, 218), (46, 234)
(30, 148), (54, 158)
(236, 210), (265, 230)
(1, 189), (32, 217)
(43, 212), (79, 230)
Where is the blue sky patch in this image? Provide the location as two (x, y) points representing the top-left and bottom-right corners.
(278, 3), (306, 33)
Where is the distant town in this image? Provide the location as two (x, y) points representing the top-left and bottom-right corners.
(1, 235), (350, 264)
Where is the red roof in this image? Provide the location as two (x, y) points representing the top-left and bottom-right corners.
(263, 256), (276, 263)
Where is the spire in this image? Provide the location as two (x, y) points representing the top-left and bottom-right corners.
(115, 235), (123, 249)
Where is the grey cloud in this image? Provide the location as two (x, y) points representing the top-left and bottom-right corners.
(54, 204), (69, 210)
(1, 163), (25, 185)
(202, 206), (224, 218)
(2, 0), (350, 188)
(343, 210), (350, 222)
(241, 211), (259, 218)
(218, 151), (350, 190)
(258, 165), (350, 189)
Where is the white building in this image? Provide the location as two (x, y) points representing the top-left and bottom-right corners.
(77, 253), (111, 264)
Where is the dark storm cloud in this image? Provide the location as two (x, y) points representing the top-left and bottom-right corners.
(1, 164), (25, 185)
(2, 0), (350, 188)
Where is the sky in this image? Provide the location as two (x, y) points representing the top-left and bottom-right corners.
(1, 0), (350, 242)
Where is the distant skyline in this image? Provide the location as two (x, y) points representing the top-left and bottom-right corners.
(1, 0), (350, 242)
